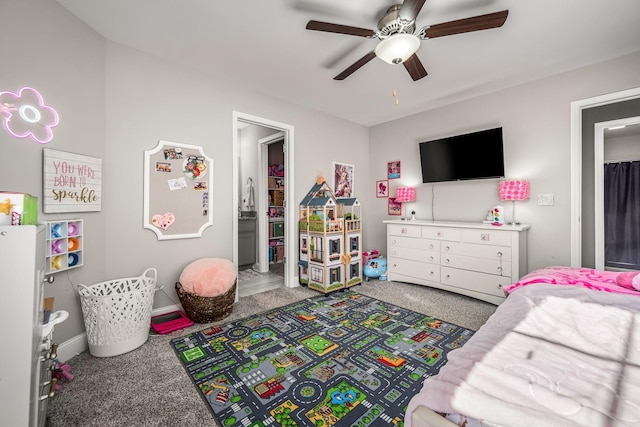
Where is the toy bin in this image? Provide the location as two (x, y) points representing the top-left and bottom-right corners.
(78, 268), (161, 357)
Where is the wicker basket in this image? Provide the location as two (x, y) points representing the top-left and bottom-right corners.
(175, 280), (236, 323)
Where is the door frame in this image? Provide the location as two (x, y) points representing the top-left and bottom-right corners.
(257, 132), (285, 273)
(594, 116), (640, 270)
(570, 86), (640, 267)
(232, 111), (296, 292)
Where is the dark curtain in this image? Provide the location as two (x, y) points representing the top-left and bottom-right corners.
(604, 161), (640, 269)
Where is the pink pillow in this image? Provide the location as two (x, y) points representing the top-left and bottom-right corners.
(179, 258), (236, 297)
(616, 272), (640, 291)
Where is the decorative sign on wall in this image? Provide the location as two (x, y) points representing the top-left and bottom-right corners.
(143, 140), (213, 240)
(43, 148), (102, 213)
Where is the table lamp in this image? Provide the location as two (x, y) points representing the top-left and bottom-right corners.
(499, 180), (529, 225)
(395, 187), (416, 220)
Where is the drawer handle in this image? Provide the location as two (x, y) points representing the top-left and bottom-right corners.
(429, 256), (434, 261)
(497, 284), (503, 289)
(392, 250), (396, 255)
(41, 378), (58, 400)
(497, 267), (502, 272)
(392, 239), (396, 244)
(429, 244), (434, 249)
(445, 274), (451, 279)
(393, 264), (397, 268)
(437, 232), (442, 237)
(445, 258), (450, 264)
(497, 251), (503, 257)
(429, 271), (435, 276)
(444, 246), (450, 251)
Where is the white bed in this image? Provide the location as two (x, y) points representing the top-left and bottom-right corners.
(405, 267), (640, 427)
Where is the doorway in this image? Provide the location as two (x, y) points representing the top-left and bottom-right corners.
(570, 86), (640, 267)
(594, 118), (640, 270)
(232, 112), (296, 299)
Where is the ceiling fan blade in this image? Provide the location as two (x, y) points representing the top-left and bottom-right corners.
(403, 54), (428, 81)
(424, 10), (509, 39)
(306, 20), (375, 38)
(334, 51), (377, 80)
(399, 0), (428, 22)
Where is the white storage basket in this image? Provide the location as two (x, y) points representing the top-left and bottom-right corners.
(78, 268), (161, 357)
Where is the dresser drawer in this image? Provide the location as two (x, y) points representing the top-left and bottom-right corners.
(389, 224), (422, 238)
(389, 246), (440, 264)
(462, 229), (513, 246)
(389, 235), (440, 251)
(441, 266), (511, 298)
(441, 241), (511, 261)
(421, 227), (461, 241)
(441, 253), (512, 276)
(388, 257), (440, 282)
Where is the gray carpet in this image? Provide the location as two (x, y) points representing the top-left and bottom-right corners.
(46, 280), (496, 426)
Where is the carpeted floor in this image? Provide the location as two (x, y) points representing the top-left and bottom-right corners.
(46, 280), (496, 426)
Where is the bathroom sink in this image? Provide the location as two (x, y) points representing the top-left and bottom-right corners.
(239, 210), (257, 220)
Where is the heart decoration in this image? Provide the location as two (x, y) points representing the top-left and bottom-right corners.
(152, 212), (175, 230)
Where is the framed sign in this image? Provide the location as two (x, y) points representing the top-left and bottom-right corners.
(43, 148), (102, 213)
(332, 161), (354, 198)
(143, 140), (213, 240)
(388, 197), (402, 216)
(387, 160), (401, 179)
(376, 179), (389, 198)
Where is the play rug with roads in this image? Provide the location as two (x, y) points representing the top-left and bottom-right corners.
(170, 290), (474, 427)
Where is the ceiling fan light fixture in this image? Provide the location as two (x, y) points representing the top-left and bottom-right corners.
(375, 33), (420, 64)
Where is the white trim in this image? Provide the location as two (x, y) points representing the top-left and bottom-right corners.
(594, 116), (640, 270)
(232, 112), (298, 292)
(56, 304), (182, 362)
(570, 87), (640, 267)
(257, 132), (285, 273)
(56, 333), (88, 363)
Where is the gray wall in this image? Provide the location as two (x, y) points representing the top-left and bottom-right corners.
(2, 0), (369, 343)
(3, 0), (640, 345)
(0, 0), (107, 343)
(367, 52), (640, 273)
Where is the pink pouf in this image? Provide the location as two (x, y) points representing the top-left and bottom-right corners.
(176, 258), (237, 323)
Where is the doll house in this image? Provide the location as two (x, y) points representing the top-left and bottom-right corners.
(298, 180), (362, 293)
(338, 197), (362, 287)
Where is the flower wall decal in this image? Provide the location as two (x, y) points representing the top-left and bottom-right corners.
(0, 86), (59, 144)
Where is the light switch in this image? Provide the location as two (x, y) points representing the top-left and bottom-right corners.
(538, 194), (554, 206)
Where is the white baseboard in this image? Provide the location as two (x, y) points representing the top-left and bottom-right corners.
(57, 304), (183, 362)
(57, 333), (87, 363)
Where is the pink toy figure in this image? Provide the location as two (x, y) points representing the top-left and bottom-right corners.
(53, 362), (74, 382)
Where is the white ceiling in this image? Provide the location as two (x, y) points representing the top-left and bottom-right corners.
(56, 0), (640, 127)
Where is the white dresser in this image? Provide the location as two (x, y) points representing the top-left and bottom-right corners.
(384, 220), (530, 304)
(0, 225), (64, 426)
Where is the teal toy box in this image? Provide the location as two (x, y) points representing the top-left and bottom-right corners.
(0, 192), (38, 225)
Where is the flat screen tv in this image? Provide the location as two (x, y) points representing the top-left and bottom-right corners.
(419, 127), (505, 183)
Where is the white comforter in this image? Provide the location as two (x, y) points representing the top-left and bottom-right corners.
(405, 284), (640, 427)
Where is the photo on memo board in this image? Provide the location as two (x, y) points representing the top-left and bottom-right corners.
(332, 161), (354, 198)
(387, 160), (401, 179)
(388, 197), (402, 215)
(376, 180), (389, 198)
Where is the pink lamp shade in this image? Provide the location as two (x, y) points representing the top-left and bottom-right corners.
(499, 180), (530, 201)
(395, 187), (416, 203)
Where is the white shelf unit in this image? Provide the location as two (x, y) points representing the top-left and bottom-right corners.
(384, 220), (529, 305)
(45, 219), (83, 274)
(268, 174), (285, 264)
(0, 225), (65, 427)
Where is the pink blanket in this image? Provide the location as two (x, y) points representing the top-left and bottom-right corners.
(504, 266), (639, 296)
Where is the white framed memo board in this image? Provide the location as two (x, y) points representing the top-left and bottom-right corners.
(143, 140), (213, 240)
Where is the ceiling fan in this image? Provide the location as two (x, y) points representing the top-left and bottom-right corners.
(305, 0), (508, 81)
